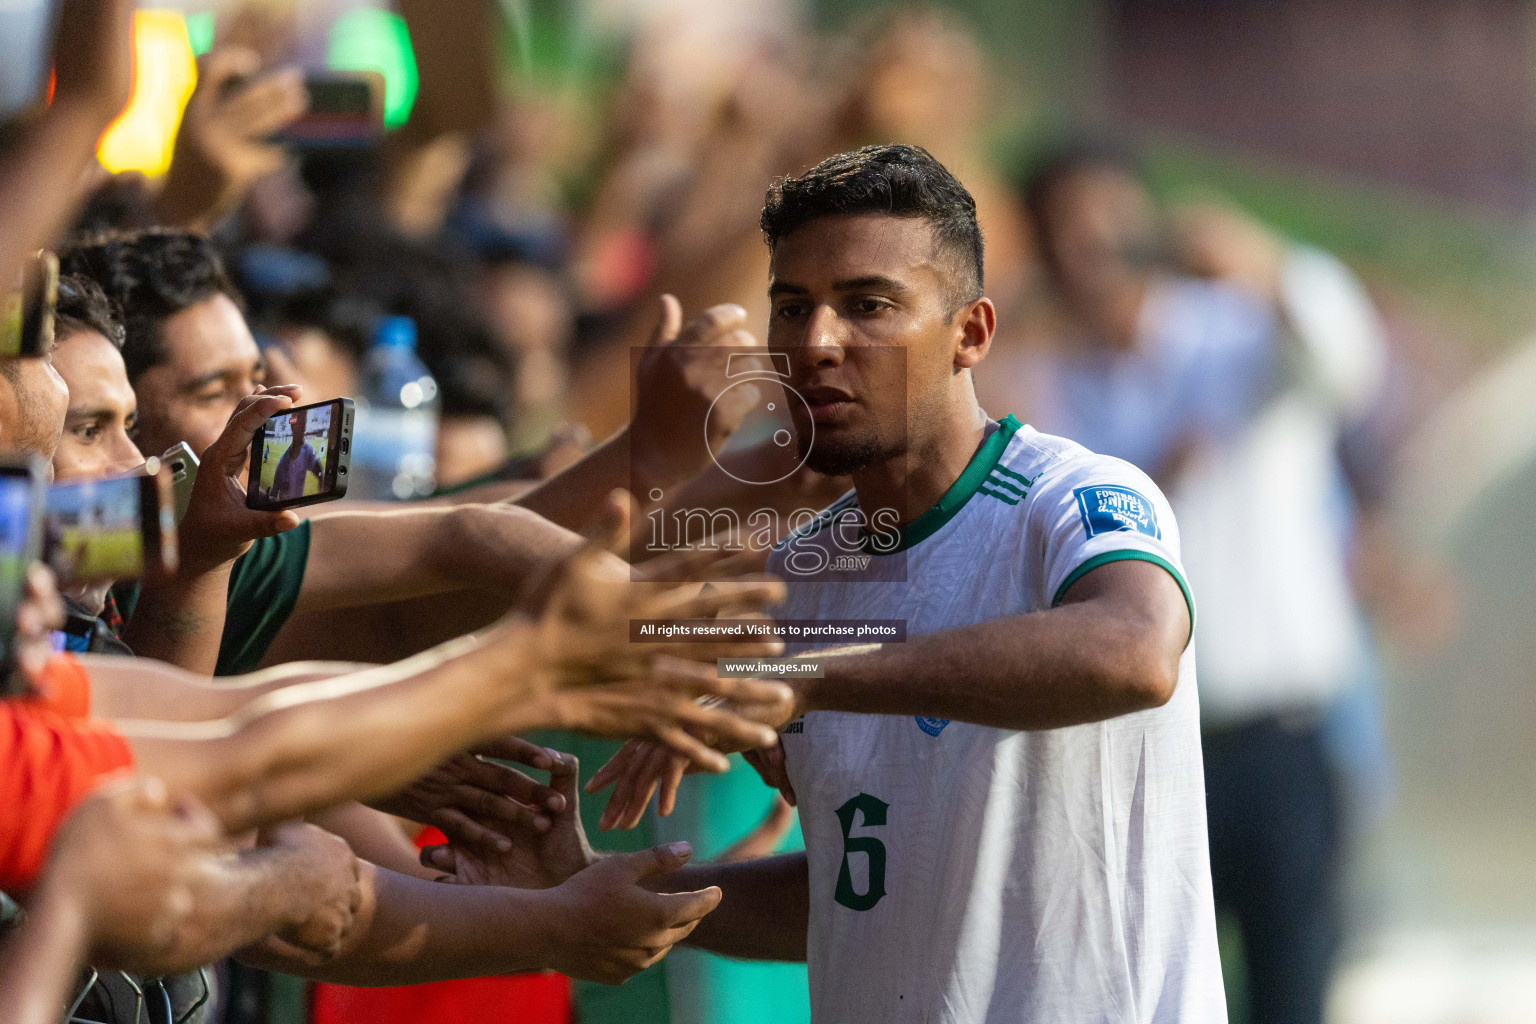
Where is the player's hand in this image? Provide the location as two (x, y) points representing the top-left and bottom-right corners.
(742, 739), (797, 807)
(586, 690), (798, 831)
(630, 296), (769, 494)
(178, 385), (303, 575)
(258, 821), (363, 961)
(38, 777), (224, 974)
(538, 841), (720, 985)
(420, 746), (596, 889)
(156, 48), (309, 231)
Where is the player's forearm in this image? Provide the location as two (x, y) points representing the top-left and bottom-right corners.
(0, 884), (90, 1024)
(800, 600), (1179, 731)
(119, 564), (234, 675)
(655, 854), (808, 961)
(238, 862), (556, 984)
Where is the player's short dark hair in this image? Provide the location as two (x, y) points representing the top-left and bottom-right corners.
(761, 144), (984, 312)
(60, 230), (242, 382)
(55, 273), (126, 350)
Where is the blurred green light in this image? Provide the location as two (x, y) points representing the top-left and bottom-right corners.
(185, 11), (215, 57)
(327, 9), (418, 131)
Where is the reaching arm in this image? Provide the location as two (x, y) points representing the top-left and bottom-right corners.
(793, 559), (1189, 730)
(118, 633), (532, 832)
(590, 559), (1193, 830)
(147, 821), (364, 974)
(110, 541), (789, 833)
(122, 387), (306, 673)
(293, 504), (584, 615)
(0, 0), (134, 284)
(0, 884), (91, 1024)
(240, 843), (723, 986)
(647, 853), (809, 961)
(118, 563), (236, 673)
(82, 653), (372, 723)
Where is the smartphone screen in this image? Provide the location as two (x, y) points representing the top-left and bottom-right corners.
(275, 72), (384, 148)
(248, 398), (353, 510)
(0, 457), (47, 697)
(0, 251), (58, 359)
(44, 470), (178, 585)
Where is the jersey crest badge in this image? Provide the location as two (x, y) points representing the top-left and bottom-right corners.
(914, 716), (949, 736)
(1075, 485), (1160, 540)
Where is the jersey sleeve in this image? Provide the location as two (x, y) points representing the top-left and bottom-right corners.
(1024, 453), (1195, 637)
(0, 702), (134, 893)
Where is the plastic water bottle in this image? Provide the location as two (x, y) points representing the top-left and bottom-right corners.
(350, 316), (439, 500)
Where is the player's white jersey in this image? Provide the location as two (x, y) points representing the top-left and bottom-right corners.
(769, 416), (1225, 1024)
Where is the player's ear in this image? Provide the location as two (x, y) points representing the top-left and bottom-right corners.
(953, 297), (995, 371)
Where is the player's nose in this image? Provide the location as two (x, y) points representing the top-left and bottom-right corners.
(794, 306), (846, 367)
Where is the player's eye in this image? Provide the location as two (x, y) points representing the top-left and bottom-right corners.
(851, 297), (892, 315)
(774, 302), (808, 320)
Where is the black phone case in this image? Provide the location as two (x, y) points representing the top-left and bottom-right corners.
(246, 398), (354, 511)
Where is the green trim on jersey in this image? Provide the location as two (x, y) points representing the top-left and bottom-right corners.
(982, 468), (1029, 505)
(1051, 550), (1196, 645)
(990, 462), (1035, 488)
(868, 414), (1023, 553)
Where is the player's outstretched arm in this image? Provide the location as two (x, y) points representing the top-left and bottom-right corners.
(590, 558), (1190, 831)
(799, 558), (1188, 730)
(645, 853), (810, 962)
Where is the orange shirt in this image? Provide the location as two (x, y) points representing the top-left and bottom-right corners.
(0, 655), (134, 892)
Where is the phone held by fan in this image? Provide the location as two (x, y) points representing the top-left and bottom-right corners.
(43, 467), (178, 587)
(0, 457), (49, 697)
(247, 398), (353, 511)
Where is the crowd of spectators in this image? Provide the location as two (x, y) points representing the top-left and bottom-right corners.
(0, 3), (1425, 1024)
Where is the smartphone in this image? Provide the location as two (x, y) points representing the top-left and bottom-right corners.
(160, 442), (199, 524)
(0, 251), (58, 359)
(0, 456), (49, 697)
(274, 71), (385, 149)
(43, 468), (178, 586)
(247, 397), (353, 511)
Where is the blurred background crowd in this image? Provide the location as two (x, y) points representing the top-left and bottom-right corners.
(5, 0), (1536, 1022)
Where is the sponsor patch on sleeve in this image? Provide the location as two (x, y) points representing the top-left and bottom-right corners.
(1074, 485), (1160, 540)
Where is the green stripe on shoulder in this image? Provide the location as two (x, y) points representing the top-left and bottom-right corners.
(1052, 550), (1196, 647)
(991, 462), (1035, 488)
(980, 481), (1022, 505)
